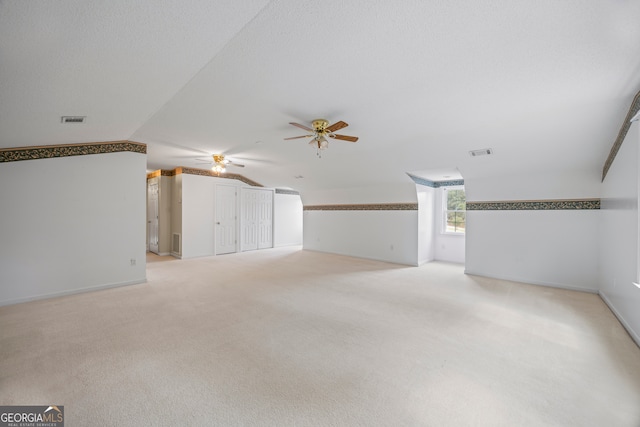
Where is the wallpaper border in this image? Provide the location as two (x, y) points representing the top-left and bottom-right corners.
(602, 89), (640, 181)
(147, 169), (177, 179)
(304, 203), (418, 211)
(0, 141), (146, 163)
(175, 167), (264, 187)
(466, 198), (600, 211)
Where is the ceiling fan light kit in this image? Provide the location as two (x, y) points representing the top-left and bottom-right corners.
(212, 163), (226, 174)
(286, 118), (358, 157)
(194, 153), (245, 175)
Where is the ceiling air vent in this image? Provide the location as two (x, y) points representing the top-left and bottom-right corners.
(61, 116), (86, 124)
(469, 148), (493, 157)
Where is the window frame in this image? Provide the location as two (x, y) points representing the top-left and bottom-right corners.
(442, 185), (466, 235)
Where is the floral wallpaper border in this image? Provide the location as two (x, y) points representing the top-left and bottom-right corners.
(304, 203), (418, 211)
(466, 198), (600, 211)
(602, 89), (640, 181)
(147, 169), (177, 179)
(175, 167), (263, 187)
(0, 141), (146, 163)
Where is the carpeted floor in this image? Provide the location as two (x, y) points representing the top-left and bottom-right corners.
(1, 247), (639, 426)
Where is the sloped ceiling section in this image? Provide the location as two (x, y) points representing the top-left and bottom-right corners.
(2, 1), (640, 194)
(0, 0), (270, 146)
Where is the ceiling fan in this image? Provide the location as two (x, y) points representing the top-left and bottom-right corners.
(285, 119), (358, 157)
(195, 154), (245, 174)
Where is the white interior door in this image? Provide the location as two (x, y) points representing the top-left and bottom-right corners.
(215, 185), (237, 255)
(258, 190), (273, 249)
(241, 188), (258, 251)
(148, 180), (159, 254)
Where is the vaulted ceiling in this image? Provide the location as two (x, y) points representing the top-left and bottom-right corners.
(2, 0), (640, 193)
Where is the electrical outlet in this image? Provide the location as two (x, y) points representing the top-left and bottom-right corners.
(130, 258), (136, 266)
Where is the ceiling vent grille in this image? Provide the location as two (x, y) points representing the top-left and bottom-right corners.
(469, 148), (493, 157)
(61, 116), (86, 124)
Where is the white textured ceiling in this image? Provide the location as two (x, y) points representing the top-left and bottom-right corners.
(2, 0), (640, 192)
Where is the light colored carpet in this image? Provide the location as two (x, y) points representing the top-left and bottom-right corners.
(1, 247), (639, 426)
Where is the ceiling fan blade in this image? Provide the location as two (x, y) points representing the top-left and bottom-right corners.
(284, 135), (313, 140)
(195, 158), (213, 163)
(326, 120), (348, 132)
(289, 122), (314, 132)
(330, 134), (359, 142)
(228, 161), (245, 168)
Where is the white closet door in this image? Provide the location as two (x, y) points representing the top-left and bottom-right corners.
(241, 188), (258, 251)
(148, 180), (159, 254)
(215, 185), (237, 255)
(257, 190), (273, 249)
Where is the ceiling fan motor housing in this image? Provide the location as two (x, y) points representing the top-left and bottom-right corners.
(312, 119), (329, 132)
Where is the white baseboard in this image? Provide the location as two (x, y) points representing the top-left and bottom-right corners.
(598, 291), (640, 348)
(0, 278), (147, 307)
(463, 269), (599, 294)
(417, 257), (435, 266)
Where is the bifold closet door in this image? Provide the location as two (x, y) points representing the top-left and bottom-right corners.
(257, 190), (273, 249)
(241, 188), (273, 251)
(241, 189), (259, 251)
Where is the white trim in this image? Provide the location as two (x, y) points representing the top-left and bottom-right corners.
(463, 269), (599, 293)
(599, 290), (640, 348)
(441, 228), (465, 236)
(0, 278), (147, 307)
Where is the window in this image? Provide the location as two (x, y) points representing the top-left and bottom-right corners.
(443, 187), (466, 234)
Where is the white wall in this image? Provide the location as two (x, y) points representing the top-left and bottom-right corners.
(465, 171), (600, 292)
(274, 192), (303, 247)
(465, 168), (601, 201)
(416, 186), (435, 265)
(599, 122), (640, 344)
(158, 175), (173, 255)
(302, 182), (420, 265)
(302, 183), (418, 205)
(303, 210), (419, 265)
(181, 173), (216, 258)
(171, 173), (183, 256)
(0, 151), (147, 306)
(466, 210), (600, 291)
